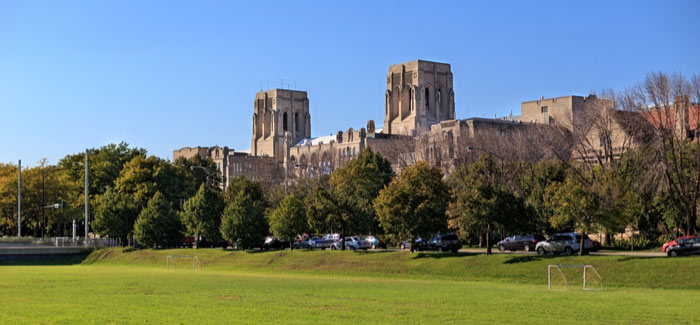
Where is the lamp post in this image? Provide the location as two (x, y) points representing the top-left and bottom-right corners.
(84, 150), (89, 245)
(17, 159), (21, 237)
(71, 150), (90, 245)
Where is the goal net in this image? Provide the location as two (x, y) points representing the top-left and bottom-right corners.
(166, 255), (202, 271)
(548, 264), (602, 291)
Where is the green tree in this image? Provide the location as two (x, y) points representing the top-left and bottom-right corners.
(173, 155), (221, 202)
(133, 192), (182, 248)
(220, 178), (268, 249)
(268, 194), (307, 247)
(329, 148), (393, 237)
(545, 176), (601, 255)
(93, 188), (137, 242)
(93, 155), (181, 243)
(181, 183), (224, 247)
(450, 154), (532, 254)
(374, 161), (449, 251)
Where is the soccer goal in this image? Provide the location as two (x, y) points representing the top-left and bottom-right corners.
(548, 264), (602, 291)
(166, 255), (202, 271)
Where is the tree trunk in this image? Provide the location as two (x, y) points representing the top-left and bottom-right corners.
(579, 231), (585, 256)
(485, 224), (492, 255)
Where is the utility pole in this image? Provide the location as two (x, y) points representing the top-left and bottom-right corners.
(17, 159), (21, 237)
(84, 149), (89, 244)
(42, 170), (45, 239)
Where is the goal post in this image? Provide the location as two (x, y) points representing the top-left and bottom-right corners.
(166, 255), (202, 271)
(548, 264), (602, 291)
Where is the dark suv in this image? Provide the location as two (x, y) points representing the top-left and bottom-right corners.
(497, 234), (546, 252)
(416, 234), (462, 253)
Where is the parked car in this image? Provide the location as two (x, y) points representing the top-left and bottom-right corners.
(399, 237), (425, 250)
(198, 237), (230, 249)
(292, 235), (320, 250)
(497, 234), (546, 252)
(666, 236), (700, 257)
(262, 236), (288, 250)
(662, 236), (697, 253)
(415, 234), (462, 253)
(180, 236), (196, 248)
(365, 235), (385, 249)
(535, 233), (594, 255)
(331, 236), (371, 250)
(310, 233), (340, 250)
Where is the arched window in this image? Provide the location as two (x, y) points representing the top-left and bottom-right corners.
(408, 88), (413, 112)
(295, 112), (300, 132)
(283, 112), (288, 131)
(425, 88), (430, 111)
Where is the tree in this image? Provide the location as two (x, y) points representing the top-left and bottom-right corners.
(173, 155), (221, 202)
(134, 192), (182, 248)
(93, 154), (181, 243)
(545, 176), (601, 255)
(330, 147), (394, 236)
(268, 194), (307, 248)
(220, 178), (268, 249)
(621, 72), (700, 235)
(450, 154), (532, 255)
(374, 161), (449, 251)
(181, 184), (224, 247)
(92, 188), (137, 242)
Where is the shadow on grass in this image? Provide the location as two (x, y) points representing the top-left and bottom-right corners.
(411, 252), (480, 259)
(502, 255), (548, 264)
(617, 255), (668, 262)
(0, 253), (90, 266)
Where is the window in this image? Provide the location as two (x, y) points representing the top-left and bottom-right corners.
(438, 89), (442, 110)
(599, 134), (611, 149)
(425, 88), (430, 110)
(408, 88), (412, 112)
(541, 106), (549, 123)
(295, 112), (300, 132)
(283, 112), (288, 131)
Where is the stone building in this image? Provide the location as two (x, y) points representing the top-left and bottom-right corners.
(251, 89), (310, 163)
(384, 60), (455, 135)
(179, 59), (666, 187)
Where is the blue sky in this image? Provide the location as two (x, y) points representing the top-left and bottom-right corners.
(1, 0), (699, 166)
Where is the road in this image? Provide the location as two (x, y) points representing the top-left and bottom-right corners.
(378, 247), (665, 257)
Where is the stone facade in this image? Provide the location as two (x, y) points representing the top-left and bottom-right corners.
(179, 59), (667, 187)
(251, 89), (310, 163)
(173, 146), (283, 189)
(384, 60), (455, 136)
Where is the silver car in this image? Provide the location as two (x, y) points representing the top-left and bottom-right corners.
(536, 233), (593, 255)
(331, 236), (371, 250)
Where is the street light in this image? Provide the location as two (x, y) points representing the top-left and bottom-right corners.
(72, 150), (89, 244)
(42, 201), (65, 238)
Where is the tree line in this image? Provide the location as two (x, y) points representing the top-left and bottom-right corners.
(1, 71), (698, 250)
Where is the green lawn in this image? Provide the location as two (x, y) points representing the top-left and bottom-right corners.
(0, 249), (698, 324)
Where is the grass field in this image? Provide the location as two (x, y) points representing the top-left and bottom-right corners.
(1, 249), (699, 324)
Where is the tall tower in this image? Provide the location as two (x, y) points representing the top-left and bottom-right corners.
(383, 60), (454, 135)
(251, 89), (310, 162)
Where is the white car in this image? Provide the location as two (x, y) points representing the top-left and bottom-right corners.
(536, 233), (594, 255)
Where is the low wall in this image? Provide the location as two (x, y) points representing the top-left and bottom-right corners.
(0, 246), (89, 260)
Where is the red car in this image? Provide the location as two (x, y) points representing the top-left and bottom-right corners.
(662, 236), (698, 252)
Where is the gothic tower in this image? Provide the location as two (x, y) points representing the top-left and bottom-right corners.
(383, 60), (454, 135)
(251, 89), (310, 162)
